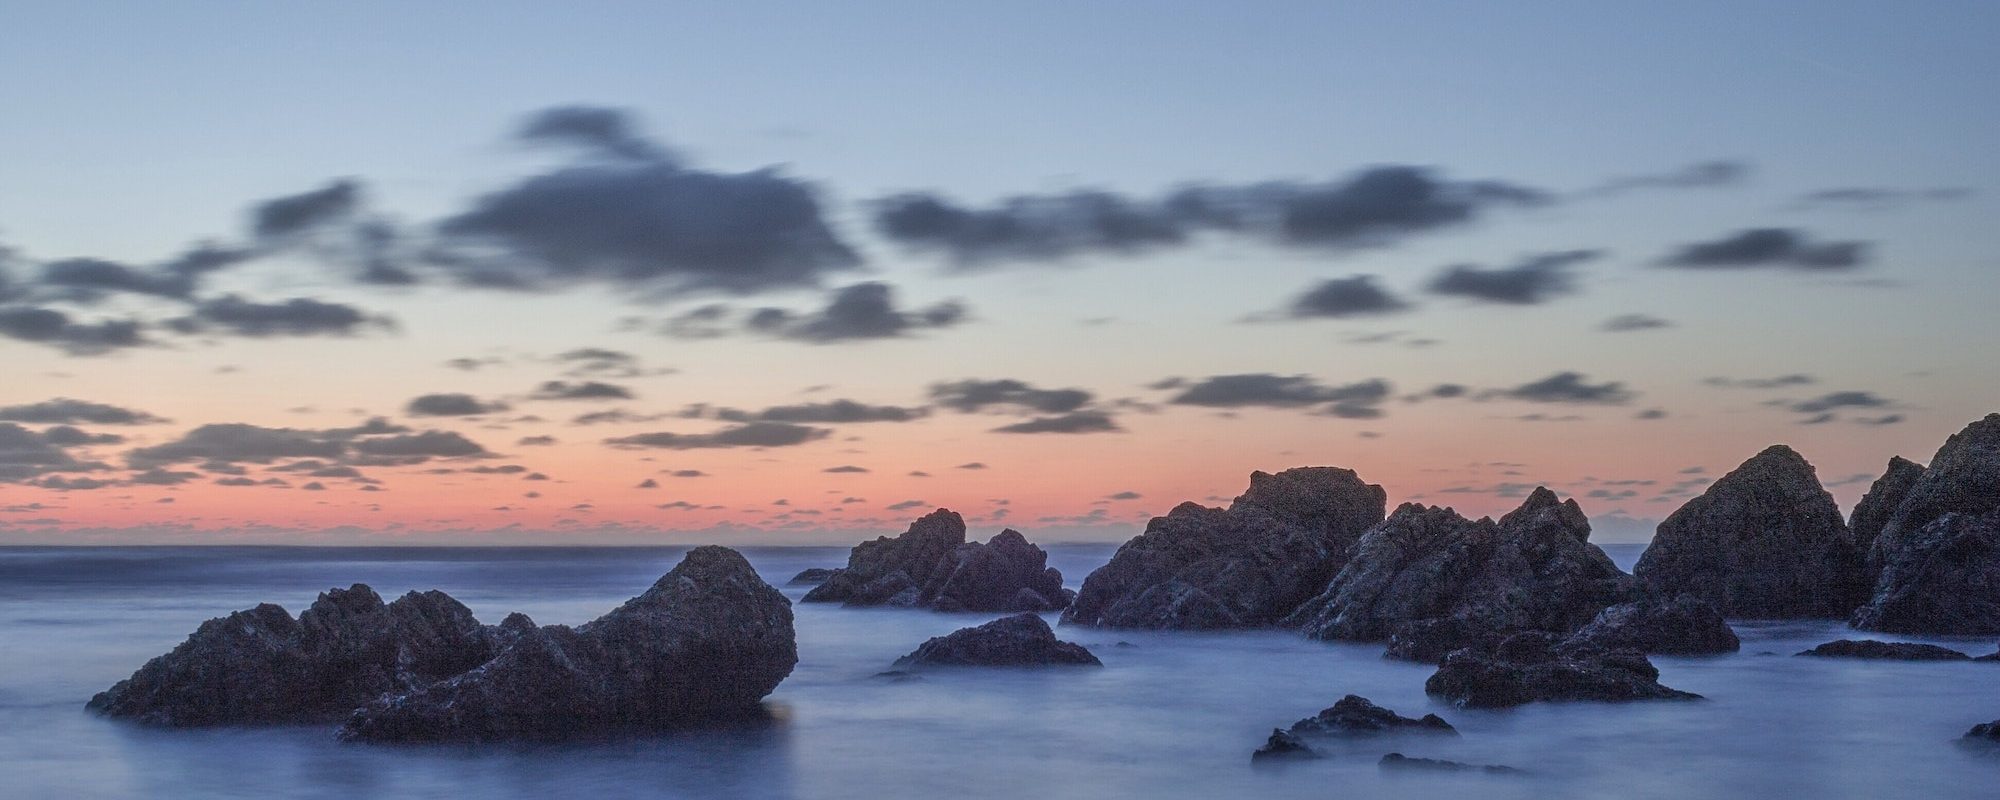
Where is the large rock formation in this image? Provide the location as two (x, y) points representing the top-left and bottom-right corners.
(1796, 640), (1971, 661)
(1854, 414), (2000, 634)
(1561, 594), (1740, 655)
(338, 546), (796, 742)
(803, 510), (1071, 612)
(1283, 488), (1634, 654)
(1062, 467), (1387, 629)
(1286, 695), (1455, 737)
(1634, 445), (1858, 618)
(88, 586), (497, 726)
(1851, 456), (1928, 574)
(892, 613), (1101, 667)
(1423, 632), (1700, 709)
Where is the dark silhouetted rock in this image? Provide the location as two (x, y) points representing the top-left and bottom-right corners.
(804, 509), (966, 604)
(1424, 632), (1700, 709)
(1966, 721), (2000, 745)
(893, 613), (1100, 667)
(1287, 694), (1455, 737)
(1852, 457), (1927, 575)
(1635, 445), (1859, 618)
(1380, 753), (1524, 774)
(1855, 415), (2000, 635)
(1866, 415), (2000, 568)
(1563, 594), (1740, 655)
(88, 586), (497, 726)
(339, 546), (796, 742)
(1796, 639), (1971, 660)
(1252, 729), (1320, 762)
(1063, 467), (1387, 629)
(803, 511), (1071, 612)
(788, 568), (839, 585)
(925, 529), (1072, 612)
(1385, 617), (1506, 663)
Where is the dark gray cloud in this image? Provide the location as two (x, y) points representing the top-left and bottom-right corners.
(747, 282), (966, 343)
(167, 295), (388, 338)
(518, 435), (557, 446)
(1427, 250), (1601, 305)
(717, 399), (928, 424)
(1856, 413), (1905, 426)
(1485, 372), (1635, 405)
(1705, 374), (1817, 390)
(407, 393), (508, 417)
(126, 420), (488, 468)
(552, 347), (665, 378)
(1584, 160), (1749, 196)
(37, 258), (197, 303)
(823, 465), (870, 473)
(992, 410), (1121, 434)
(350, 431), (492, 459)
(0, 307), (145, 355)
(1787, 390), (1891, 414)
(1792, 186), (1973, 211)
(1164, 374), (1393, 418)
(130, 467), (200, 485)
(0, 422), (110, 482)
(529, 380), (635, 401)
(1285, 275), (1410, 319)
(1659, 228), (1869, 270)
(604, 422), (830, 450)
(0, 398), (166, 425)
(1601, 313), (1672, 332)
(929, 379), (1093, 414)
(40, 426), (123, 446)
(874, 166), (1547, 266)
(517, 106), (670, 162)
(251, 180), (361, 239)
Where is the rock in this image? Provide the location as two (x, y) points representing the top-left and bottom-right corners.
(1635, 445), (1859, 618)
(1796, 639), (1971, 660)
(1866, 414), (2000, 569)
(1379, 753), (1524, 775)
(1251, 729), (1321, 762)
(893, 613), (1101, 668)
(1287, 694), (1455, 737)
(925, 529), (1072, 612)
(338, 546), (796, 742)
(804, 509), (966, 604)
(1424, 632), (1700, 709)
(1852, 510), (2000, 635)
(1851, 457), (1928, 576)
(88, 586), (497, 726)
(1966, 721), (2000, 745)
(1562, 594), (1740, 655)
(788, 568), (839, 586)
(803, 511), (1071, 612)
(1286, 489), (1635, 651)
(1063, 467), (1387, 629)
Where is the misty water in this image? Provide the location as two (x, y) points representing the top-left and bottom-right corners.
(2, 544), (1996, 799)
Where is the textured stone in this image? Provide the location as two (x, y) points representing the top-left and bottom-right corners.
(1286, 694), (1455, 737)
(1795, 639), (1971, 660)
(804, 511), (1070, 612)
(1562, 594), (1740, 655)
(1251, 729), (1321, 762)
(893, 613), (1100, 667)
(1423, 632), (1700, 709)
(1855, 415), (2000, 635)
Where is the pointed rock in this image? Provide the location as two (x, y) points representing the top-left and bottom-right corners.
(1287, 695), (1456, 737)
(892, 613), (1100, 667)
(1855, 414), (2000, 634)
(804, 509), (967, 605)
(1852, 456), (1927, 572)
(1252, 729), (1321, 762)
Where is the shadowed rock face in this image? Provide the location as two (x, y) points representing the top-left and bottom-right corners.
(1286, 695), (1455, 737)
(1796, 640), (1971, 660)
(1285, 489), (1636, 655)
(892, 613), (1100, 667)
(1062, 467), (1387, 629)
(1563, 594), (1740, 655)
(1852, 456), (1928, 575)
(1379, 753), (1525, 775)
(1635, 445), (1858, 619)
(1423, 632), (1700, 709)
(803, 511), (1071, 612)
(338, 546), (796, 743)
(87, 587), (496, 726)
(1251, 729), (1320, 762)
(1855, 415), (2000, 634)
(804, 509), (967, 606)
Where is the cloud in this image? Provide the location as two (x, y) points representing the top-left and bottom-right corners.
(1635, 408), (1668, 420)
(350, 431), (492, 459)
(604, 422), (830, 449)
(406, 393), (508, 417)
(1787, 390), (1891, 414)
(1283, 275), (1411, 319)
(1164, 374), (1392, 418)
(1792, 186), (1973, 211)
(1426, 250), (1600, 305)
(0, 307), (145, 355)
(1583, 160), (1749, 196)
(930, 379), (1092, 414)
(167, 295), (389, 338)
(745, 282), (966, 343)
(0, 398), (165, 425)
(551, 347), (666, 378)
(126, 420), (488, 468)
(251, 180), (362, 239)
(516, 106), (670, 162)
(517, 435), (557, 446)
(873, 165), (1548, 266)
(529, 380), (634, 401)
(885, 499), (928, 511)
(713, 399), (927, 424)
(1484, 372), (1635, 405)
(0, 422), (110, 482)
(992, 410), (1121, 434)
(37, 258), (197, 303)
(1107, 491), (1142, 500)
(1658, 228), (1869, 270)
(1856, 413), (1905, 426)
(1704, 374), (1817, 390)
(823, 465), (869, 473)
(1601, 313), (1672, 332)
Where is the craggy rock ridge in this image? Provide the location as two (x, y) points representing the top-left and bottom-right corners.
(1284, 488), (1635, 655)
(1062, 467), (1387, 629)
(803, 510), (1071, 612)
(1424, 632), (1700, 709)
(1287, 695), (1455, 737)
(787, 568), (839, 586)
(1251, 729), (1321, 762)
(892, 613), (1101, 667)
(1795, 640), (1971, 661)
(338, 546), (796, 742)
(1850, 456), (1928, 576)
(1562, 595), (1741, 655)
(1634, 445), (1858, 619)
(88, 586), (497, 726)
(1854, 414), (2000, 634)
(1966, 721), (2000, 746)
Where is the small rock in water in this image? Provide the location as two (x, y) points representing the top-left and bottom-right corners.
(893, 613), (1101, 668)
(1425, 632), (1700, 709)
(1287, 695), (1456, 737)
(788, 568), (840, 586)
(1251, 729), (1321, 763)
(1795, 640), (1971, 660)
(1964, 720), (2000, 745)
(1379, 753), (1524, 775)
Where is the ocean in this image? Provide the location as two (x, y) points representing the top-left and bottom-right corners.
(1, 543), (1995, 799)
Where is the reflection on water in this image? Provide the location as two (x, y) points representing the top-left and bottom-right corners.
(2, 544), (1996, 799)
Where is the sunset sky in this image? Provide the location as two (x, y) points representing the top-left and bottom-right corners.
(1, 2), (1996, 544)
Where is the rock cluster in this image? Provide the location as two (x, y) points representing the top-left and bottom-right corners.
(1562, 595), (1741, 655)
(1795, 640), (1971, 661)
(804, 510), (1071, 612)
(1286, 694), (1455, 737)
(892, 613), (1100, 668)
(1063, 467), (1387, 629)
(1423, 632), (1700, 709)
(1851, 416), (2000, 634)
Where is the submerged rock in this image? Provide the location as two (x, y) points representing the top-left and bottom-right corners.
(1966, 721), (2000, 745)
(1379, 753), (1524, 775)
(893, 613), (1101, 668)
(1063, 467), (1387, 629)
(88, 586), (496, 726)
(1562, 594), (1740, 655)
(1251, 729), (1321, 762)
(804, 511), (1070, 612)
(788, 568), (839, 586)
(1287, 694), (1455, 737)
(1424, 632), (1700, 709)
(1635, 445), (1859, 619)
(1854, 414), (2000, 635)
(339, 546), (796, 742)
(1796, 639), (1971, 661)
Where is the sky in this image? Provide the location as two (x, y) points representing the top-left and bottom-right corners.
(0, 1), (1996, 544)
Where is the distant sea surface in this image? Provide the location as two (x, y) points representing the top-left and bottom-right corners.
(2, 543), (1996, 799)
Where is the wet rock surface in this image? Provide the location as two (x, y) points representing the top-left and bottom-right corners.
(803, 511), (1071, 612)
(893, 613), (1101, 668)
(1423, 632), (1700, 709)
(1795, 640), (1971, 661)
(1287, 694), (1455, 737)
(1563, 594), (1740, 655)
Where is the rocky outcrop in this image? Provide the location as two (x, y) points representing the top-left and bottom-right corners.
(88, 586), (497, 726)
(1423, 632), (1700, 709)
(1795, 639), (1971, 660)
(1966, 721), (2000, 745)
(1287, 695), (1455, 737)
(1561, 595), (1740, 655)
(1854, 415), (2000, 635)
(893, 613), (1100, 667)
(803, 511), (1070, 612)
(1634, 445), (1858, 618)
(1251, 729), (1320, 762)
(788, 568), (839, 586)
(1063, 467), (1388, 629)
(1285, 489), (1635, 656)
(1851, 456), (1927, 575)
(338, 546), (796, 742)
(1379, 753), (1524, 775)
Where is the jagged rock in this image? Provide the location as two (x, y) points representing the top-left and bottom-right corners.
(803, 511), (1070, 612)
(804, 509), (966, 604)
(1287, 694), (1455, 737)
(1796, 639), (1971, 660)
(1063, 467), (1387, 629)
(1424, 632), (1700, 709)
(1635, 445), (1858, 618)
(1866, 415), (2000, 567)
(88, 586), (496, 726)
(1251, 729), (1320, 762)
(338, 546), (796, 742)
(1286, 489), (1635, 651)
(1379, 753), (1524, 774)
(1562, 594), (1740, 655)
(1855, 415), (2000, 634)
(1966, 721), (2000, 745)
(925, 529), (1072, 612)
(788, 568), (839, 586)
(1852, 457), (1928, 575)
(893, 613), (1100, 668)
